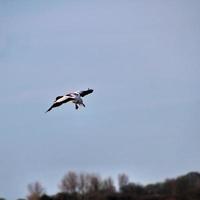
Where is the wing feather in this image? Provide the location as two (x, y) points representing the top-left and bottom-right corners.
(79, 89), (94, 97)
(55, 95), (74, 103)
(54, 96), (63, 102)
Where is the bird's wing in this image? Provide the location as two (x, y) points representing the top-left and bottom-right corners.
(79, 89), (94, 97)
(46, 96), (74, 113)
(46, 102), (62, 113)
(54, 95), (74, 103)
(54, 96), (64, 102)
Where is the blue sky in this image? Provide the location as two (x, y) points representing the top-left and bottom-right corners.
(0, 0), (200, 199)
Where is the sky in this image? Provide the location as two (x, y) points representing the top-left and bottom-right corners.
(0, 0), (200, 199)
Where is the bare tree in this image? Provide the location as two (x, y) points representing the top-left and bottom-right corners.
(88, 173), (102, 193)
(78, 173), (85, 194)
(102, 177), (116, 192)
(118, 173), (129, 190)
(27, 181), (45, 200)
(78, 172), (91, 194)
(84, 173), (94, 193)
(60, 171), (78, 193)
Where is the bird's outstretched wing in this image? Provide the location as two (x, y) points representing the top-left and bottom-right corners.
(54, 96), (64, 102)
(46, 102), (62, 113)
(46, 96), (74, 113)
(79, 88), (94, 97)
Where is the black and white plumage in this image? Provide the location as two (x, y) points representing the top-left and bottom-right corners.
(46, 88), (94, 113)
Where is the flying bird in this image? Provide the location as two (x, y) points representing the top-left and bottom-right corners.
(46, 88), (94, 113)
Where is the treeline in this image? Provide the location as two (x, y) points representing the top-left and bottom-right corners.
(25, 171), (200, 200)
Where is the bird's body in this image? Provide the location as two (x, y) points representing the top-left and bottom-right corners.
(46, 88), (93, 113)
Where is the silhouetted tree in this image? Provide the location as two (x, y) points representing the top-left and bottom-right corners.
(40, 195), (53, 200)
(77, 172), (92, 195)
(118, 173), (129, 191)
(29, 171), (200, 200)
(88, 173), (102, 193)
(59, 171), (78, 193)
(162, 179), (176, 195)
(101, 177), (116, 193)
(120, 182), (145, 196)
(27, 181), (45, 200)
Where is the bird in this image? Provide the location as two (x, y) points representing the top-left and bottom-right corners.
(45, 88), (94, 113)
